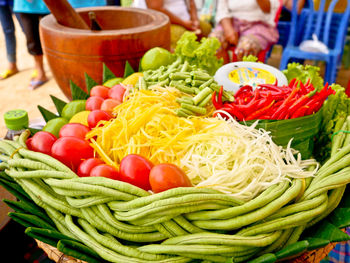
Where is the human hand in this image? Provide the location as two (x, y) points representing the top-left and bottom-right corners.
(183, 20), (201, 34)
(191, 19), (200, 30)
(183, 20), (197, 31)
(224, 30), (239, 46)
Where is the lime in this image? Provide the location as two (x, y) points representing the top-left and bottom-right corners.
(61, 100), (86, 120)
(103, 77), (124, 88)
(140, 47), (174, 71)
(69, 110), (90, 126)
(43, 117), (68, 137)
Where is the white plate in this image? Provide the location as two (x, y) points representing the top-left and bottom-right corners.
(214, 62), (288, 93)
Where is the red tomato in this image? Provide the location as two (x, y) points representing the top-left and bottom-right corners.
(90, 164), (120, 180)
(29, 131), (57, 155)
(51, 137), (94, 171)
(26, 137), (34, 151)
(90, 85), (110, 99)
(87, 110), (113, 128)
(59, 123), (90, 139)
(77, 158), (104, 177)
(108, 84), (126, 102)
(149, 163), (192, 193)
(100, 98), (121, 113)
(119, 154), (154, 190)
(86, 96), (104, 111)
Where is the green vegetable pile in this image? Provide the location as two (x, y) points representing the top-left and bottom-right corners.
(139, 58), (233, 117)
(134, 32), (227, 117)
(314, 84), (350, 163)
(174, 32), (223, 76)
(1, 124), (350, 262)
(1, 48), (350, 263)
(283, 63), (324, 91)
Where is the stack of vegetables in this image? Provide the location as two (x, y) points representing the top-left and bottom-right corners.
(1, 33), (350, 263)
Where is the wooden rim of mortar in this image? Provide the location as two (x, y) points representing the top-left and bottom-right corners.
(40, 6), (170, 37)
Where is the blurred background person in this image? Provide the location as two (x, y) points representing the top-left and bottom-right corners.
(211, 0), (280, 61)
(133, 0), (212, 50)
(13, 0), (49, 89)
(13, 0), (107, 90)
(0, 0), (20, 79)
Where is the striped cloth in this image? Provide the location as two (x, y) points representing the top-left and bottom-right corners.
(321, 228), (350, 263)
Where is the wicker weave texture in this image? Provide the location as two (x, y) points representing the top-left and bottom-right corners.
(36, 239), (336, 263)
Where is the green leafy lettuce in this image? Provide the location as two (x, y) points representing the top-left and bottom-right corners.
(313, 84), (350, 163)
(242, 55), (259, 62)
(282, 63), (324, 90)
(175, 32), (223, 75)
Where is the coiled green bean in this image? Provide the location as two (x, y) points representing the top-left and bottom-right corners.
(160, 220), (188, 237)
(192, 180), (302, 230)
(238, 196), (328, 236)
(113, 193), (240, 221)
(109, 187), (240, 212)
(186, 181), (288, 221)
(8, 169), (74, 179)
(45, 179), (137, 201)
(81, 207), (166, 242)
(78, 218), (170, 261)
(65, 215), (191, 263)
(66, 196), (116, 208)
(96, 204), (156, 233)
(129, 203), (230, 226)
(162, 231), (281, 247)
(173, 216), (204, 234)
(59, 176), (149, 197)
(257, 228), (294, 255)
(7, 159), (57, 172)
(18, 148), (75, 175)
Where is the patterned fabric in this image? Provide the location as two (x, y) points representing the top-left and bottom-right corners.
(210, 17), (279, 56)
(322, 228), (350, 263)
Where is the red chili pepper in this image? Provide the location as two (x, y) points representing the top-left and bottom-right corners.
(245, 100), (275, 121)
(270, 100), (283, 110)
(302, 83), (334, 113)
(257, 84), (282, 93)
(271, 81), (300, 119)
(216, 104), (245, 121)
(234, 89), (262, 116)
(288, 78), (297, 88)
(234, 85), (253, 99)
(258, 90), (289, 100)
(275, 97), (298, 119)
(237, 88), (260, 105)
(291, 105), (309, 118)
(288, 87), (318, 115)
(299, 81), (307, 94)
(218, 86), (224, 107)
(212, 91), (221, 109)
(305, 101), (321, 115)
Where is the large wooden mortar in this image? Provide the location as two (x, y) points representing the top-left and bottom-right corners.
(39, 6), (170, 100)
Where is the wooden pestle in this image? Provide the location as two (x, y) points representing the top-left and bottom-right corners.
(43, 0), (89, 29)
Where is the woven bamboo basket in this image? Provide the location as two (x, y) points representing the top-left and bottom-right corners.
(36, 239), (337, 263)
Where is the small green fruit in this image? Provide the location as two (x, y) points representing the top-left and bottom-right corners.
(42, 117), (68, 138)
(140, 47), (174, 71)
(61, 100), (86, 120)
(103, 77), (124, 88)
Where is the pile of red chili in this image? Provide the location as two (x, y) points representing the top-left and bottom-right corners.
(212, 78), (335, 121)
